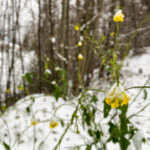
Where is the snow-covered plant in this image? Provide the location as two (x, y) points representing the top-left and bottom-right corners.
(53, 8), (150, 150)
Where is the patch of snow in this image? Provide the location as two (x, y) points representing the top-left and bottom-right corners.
(1, 47), (150, 150)
(0, 44), (37, 99)
(0, 94), (87, 150)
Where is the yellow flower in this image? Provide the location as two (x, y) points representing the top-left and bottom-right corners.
(77, 53), (83, 60)
(102, 58), (106, 63)
(31, 120), (38, 126)
(77, 41), (82, 47)
(74, 25), (80, 31)
(49, 120), (58, 129)
(113, 9), (124, 22)
(121, 93), (130, 106)
(105, 84), (130, 108)
(111, 102), (119, 108)
(6, 89), (10, 93)
(110, 32), (115, 37)
(18, 85), (24, 91)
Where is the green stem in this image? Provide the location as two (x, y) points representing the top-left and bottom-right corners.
(53, 123), (70, 150)
(12, 125), (31, 148)
(128, 102), (150, 119)
(120, 106), (127, 150)
(125, 86), (150, 90)
(38, 131), (52, 150)
(78, 60), (84, 90)
(113, 22), (120, 83)
(128, 78), (150, 106)
(114, 22), (119, 51)
(116, 63), (120, 86)
(53, 103), (76, 117)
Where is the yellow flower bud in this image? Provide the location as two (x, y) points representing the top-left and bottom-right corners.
(110, 32), (115, 37)
(6, 89), (10, 93)
(49, 120), (58, 129)
(102, 58), (106, 64)
(113, 10), (124, 22)
(74, 25), (80, 31)
(77, 41), (82, 47)
(78, 53), (83, 60)
(31, 120), (38, 126)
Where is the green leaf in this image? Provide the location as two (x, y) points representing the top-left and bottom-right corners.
(26, 106), (30, 114)
(54, 86), (60, 101)
(60, 120), (64, 127)
(143, 89), (148, 100)
(142, 138), (146, 143)
(3, 142), (10, 150)
(128, 125), (138, 139)
(95, 130), (101, 139)
(88, 129), (93, 137)
(90, 95), (98, 103)
(92, 107), (96, 117)
(24, 73), (32, 85)
(104, 99), (111, 118)
(108, 122), (120, 143)
(83, 108), (91, 126)
(86, 145), (92, 150)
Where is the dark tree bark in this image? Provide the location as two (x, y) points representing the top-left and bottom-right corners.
(81, 0), (96, 87)
(49, 0), (55, 63)
(38, 0), (42, 92)
(61, 0), (70, 71)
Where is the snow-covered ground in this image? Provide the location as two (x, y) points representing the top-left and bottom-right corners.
(0, 46), (37, 99)
(0, 47), (150, 150)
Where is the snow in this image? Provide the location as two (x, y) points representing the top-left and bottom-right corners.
(51, 37), (56, 44)
(0, 45), (37, 99)
(121, 47), (150, 150)
(1, 45), (150, 149)
(0, 94), (87, 150)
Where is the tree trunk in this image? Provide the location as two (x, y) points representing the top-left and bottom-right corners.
(38, 0), (42, 92)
